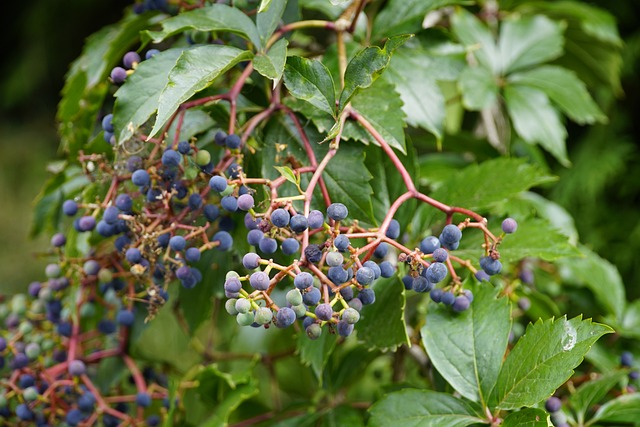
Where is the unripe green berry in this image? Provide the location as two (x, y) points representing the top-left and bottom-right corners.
(286, 289), (303, 306)
(226, 270), (240, 280)
(236, 312), (254, 326)
(254, 307), (273, 325)
(342, 307), (360, 324)
(195, 150), (211, 166)
(292, 304), (307, 318)
(225, 299), (239, 315)
(306, 323), (322, 340)
(19, 321), (33, 335)
(98, 268), (113, 283)
(235, 298), (251, 314)
(23, 387), (38, 402)
(25, 342), (41, 359)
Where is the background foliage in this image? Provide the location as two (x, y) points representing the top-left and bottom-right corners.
(1, 0), (640, 426)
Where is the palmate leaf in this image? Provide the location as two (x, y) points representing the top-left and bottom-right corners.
(451, 9), (501, 73)
(368, 389), (486, 427)
(422, 286), (511, 405)
(458, 66), (498, 111)
(283, 56), (336, 117)
(141, 4), (261, 48)
(149, 45), (253, 138)
(253, 38), (288, 84)
(489, 316), (612, 410)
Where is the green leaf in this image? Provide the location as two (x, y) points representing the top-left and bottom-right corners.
(372, 0), (470, 40)
(489, 316), (613, 410)
(297, 329), (338, 381)
(283, 56), (336, 117)
(166, 108), (215, 144)
(503, 85), (569, 167)
(569, 371), (628, 425)
(501, 408), (548, 427)
(422, 285), (511, 404)
(591, 393), (640, 424)
(451, 9), (500, 73)
(368, 389), (486, 427)
(257, 0), (287, 47)
(141, 4), (261, 48)
(274, 165), (299, 187)
(258, 0), (274, 13)
(508, 65), (605, 124)
(149, 45), (253, 138)
(357, 277), (409, 351)
(429, 158), (556, 212)
(498, 218), (580, 263)
(254, 38), (288, 84)
(498, 15), (565, 74)
(620, 300), (640, 339)
(386, 47), (458, 140)
(57, 12), (162, 155)
(112, 48), (183, 143)
(201, 382), (259, 427)
(322, 144), (376, 224)
(339, 35), (412, 111)
(350, 78), (407, 154)
(458, 66), (498, 111)
(557, 246), (626, 322)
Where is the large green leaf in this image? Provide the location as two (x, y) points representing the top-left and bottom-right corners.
(508, 65), (605, 124)
(568, 371), (628, 425)
(350, 78), (407, 154)
(201, 382), (259, 427)
(372, 0), (469, 40)
(422, 285), (511, 405)
(283, 56), (336, 117)
(385, 46), (463, 140)
(357, 277), (409, 351)
(254, 38), (288, 84)
(503, 85), (569, 167)
(451, 9), (500, 73)
(112, 48), (183, 143)
(322, 144), (376, 224)
(339, 35), (412, 110)
(429, 158), (555, 212)
(57, 12), (162, 155)
(257, 0), (287, 46)
(497, 218), (580, 263)
(458, 66), (498, 111)
(591, 393), (640, 424)
(620, 300), (640, 339)
(498, 15), (565, 74)
(149, 45), (253, 138)
(557, 246), (626, 322)
(489, 316), (612, 410)
(501, 409), (548, 427)
(141, 4), (261, 48)
(368, 389), (486, 427)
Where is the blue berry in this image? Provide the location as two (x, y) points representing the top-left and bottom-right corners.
(78, 392), (96, 413)
(356, 267), (375, 285)
(441, 291), (455, 306)
(334, 235), (350, 252)
(545, 396), (562, 413)
(402, 275), (413, 290)
(327, 203), (348, 221)
(452, 296), (471, 312)
(621, 351), (634, 368)
(225, 134), (241, 149)
(440, 224), (462, 244)
(315, 303), (333, 321)
(66, 409), (85, 426)
(78, 216), (96, 232)
(213, 231), (233, 250)
(328, 267), (348, 284)
(308, 210), (324, 229)
(359, 288), (376, 305)
(169, 235), (186, 252)
(115, 194), (133, 212)
(480, 256), (502, 275)
(98, 320), (116, 334)
(501, 218), (518, 234)
(303, 287), (321, 305)
(247, 229), (264, 246)
(185, 247), (201, 263)
(63, 199), (79, 216)
(203, 204), (220, 222)
(237, 194), (254, 211)
(15, 403), (34, 421)
(125, 247), (142, 264)
(214, 130), (227, 146)
(304, 244), (323, 263)
(259, 237), (278, 254)
(363, 261), (381, 279)
(136, 392), (151, 407)
(412, 276), (433, 293)
(110, 66), (127, 83)
(374, 242), (388, 258)
(188, 193), (203, 210)
(426, 262), (447, 283)
(51, 232), (67, 247)
(161, 149), (181, 167)
(337, 320), (354, 337)
(116, 310), (135, 327)
(177, 141), (191, 154)
(271, 208), (290, 227)
(132, 169), (150, 187)
(281, 238), (300, 255)
(68, 360), (86, 376)
(295, 272), (314, 290)
(123, 51), (141, 68)
(420, 236), (440, 254)
(102, 114), (114, 132)
(243, 253), (261, 269)
(221, 195), (238, 212)
(385, 219), (400, 239)
(227, 162), (241, 178)
(289, 214), (308, 232)
(432, 248), (448, 263)
(379, 261), (395, 278)
(475, 270), (491, 282)
(209, 176), (228, 193)
(250, 271), (270, 290)
(276, 307), (296, 328)
(103, 206), (120, 224)
(224, 276), (242, 294)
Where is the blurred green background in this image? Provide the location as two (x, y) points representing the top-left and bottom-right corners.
(0, 0), (638, 298)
